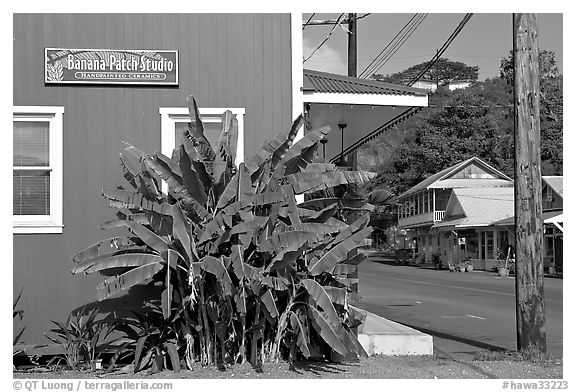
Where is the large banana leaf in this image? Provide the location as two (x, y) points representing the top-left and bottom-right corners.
(72, 253), (164, 275)
(171, 203), (196, 264)
(71, 237), (141, 264)
(102, 189), (171, 215)
(215, 170), (239, 210)
(237, 163), (252, 202)
(289, 311), (311, 358)
(212, 110), (234, 183)
(143, 155), (208, 220)
(200, 256), (233, 296)
(302, 162), (338, 173)
(96, 261), (164, 301)
(164, 341), (181, 372)
(244, 115), (304, 173)
(250, 191), (286, 206)
(118, 152), (140, 190)
(230, 245), (247, 281)
(299, 197), (372, 211)
(177, 145), (208, 205)
(341, 252), (367, 265)
(261, 290), (278, 318)
(308, 227), (373, 276)
(284, 170), (377, 195)
(299, 203), (338, 224)
(302, 279), (341, 327)
(229, 216), (268, 235)
(116, 219), (170, 256)
(186, 96), (216, 168)
(138, 161), (162, 200)
(285, 185), (301, 226)
(332, 264), (358, 276)
(144, 210), (173, 237)
(158, 151), (183, 178)
(280, 126), (330, 175)
(323, 286), (347, 306)
(270, 115), (305, 170)
(260, 276), (288, 291)
(306, 306), (347, 356)
(198, 212), (228, 244)
(330, 214), (370, 247)
(258, 231), (318, 253)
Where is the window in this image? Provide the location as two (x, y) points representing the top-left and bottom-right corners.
(13, 106), (64, 233)
(159, 107), (245, 170)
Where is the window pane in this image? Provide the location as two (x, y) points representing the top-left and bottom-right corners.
(13, 121), (50, 167)
(13, 170), (50, 215)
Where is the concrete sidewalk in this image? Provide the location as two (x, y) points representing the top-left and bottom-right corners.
(351, 305), (433, 356)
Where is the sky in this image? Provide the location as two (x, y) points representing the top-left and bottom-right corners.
(303, 13), (563, 81)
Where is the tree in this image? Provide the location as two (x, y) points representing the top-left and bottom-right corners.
(371, 58), (479, 85)
(500, 49), (560, 86)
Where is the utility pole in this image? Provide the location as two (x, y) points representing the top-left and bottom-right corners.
(513, 13), (546, 352)
(347, 13), (357, 78)
(347, 13), (358, 170)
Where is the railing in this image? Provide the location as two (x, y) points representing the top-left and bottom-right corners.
(434, 210), (445, 222)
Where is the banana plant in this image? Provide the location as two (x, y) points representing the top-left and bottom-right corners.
(71, 95), (376, 371)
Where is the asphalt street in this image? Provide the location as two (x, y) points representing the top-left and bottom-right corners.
(354, 258), (563, 359)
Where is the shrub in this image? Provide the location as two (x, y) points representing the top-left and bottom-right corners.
(71, 96), (376, 372)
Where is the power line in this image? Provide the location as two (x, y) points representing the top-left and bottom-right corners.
(359, 14), (420, 78)
(408, 13), (474, 86)
(303, 13), (345, 63)
(362, 13), (429, 78)
(356, 13), (371, 21)
(302, 13), (316, 30)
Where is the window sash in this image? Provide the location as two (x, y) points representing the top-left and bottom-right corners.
(13, 107), (63, 233)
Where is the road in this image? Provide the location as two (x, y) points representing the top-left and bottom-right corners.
(355, 258), (563, 359)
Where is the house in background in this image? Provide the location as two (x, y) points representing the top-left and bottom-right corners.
(396, 157), (514, 266)
(448, 79), (473, 91)
(432, 187), (514, 270)
(494, 175), (564, 274)
(542, 176), (563, 273)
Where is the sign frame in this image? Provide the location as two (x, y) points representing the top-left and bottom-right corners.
(44, 48), (179, 86)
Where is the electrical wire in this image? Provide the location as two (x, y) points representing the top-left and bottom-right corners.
(359, 14), (428, 78)
(408, 13), (474, 86)
(302, 13), (316, 30)
(303, 13), (345, 63)
(363, 13), (429, 78)
(356, 13), (371, 21)
(359, 14), (419, 78)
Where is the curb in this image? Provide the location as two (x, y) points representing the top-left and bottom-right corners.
(351, 305), (434, 356)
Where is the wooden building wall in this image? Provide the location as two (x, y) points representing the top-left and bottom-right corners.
(13, 13), (293, 347)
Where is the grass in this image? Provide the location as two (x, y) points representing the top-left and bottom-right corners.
(14, 353), (563, 379)
(474, 345), (559, 366)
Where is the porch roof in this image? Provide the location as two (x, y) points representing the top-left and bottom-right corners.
(303, 69), (427, 97)
(432, 187), (514, 229)
(543, 176), (563, 198)
(493, 210), (564, 227)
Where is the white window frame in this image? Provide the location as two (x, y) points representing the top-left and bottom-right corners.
(159, 107), (245, 191)
(13, 106), (64, 234)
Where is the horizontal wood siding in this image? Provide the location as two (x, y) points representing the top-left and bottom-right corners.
(13, 13), (292, 346)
